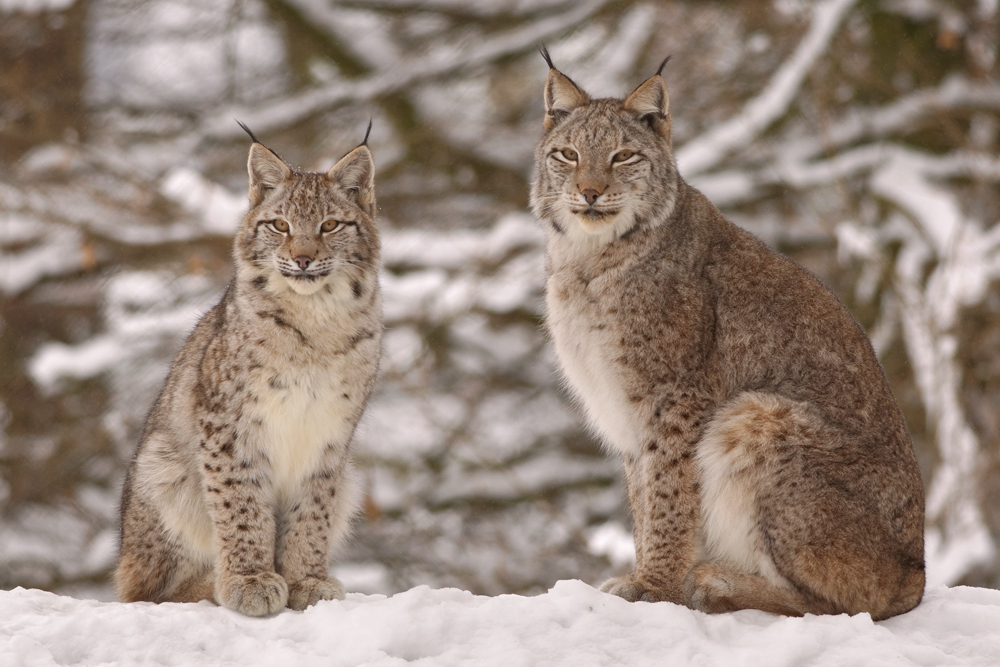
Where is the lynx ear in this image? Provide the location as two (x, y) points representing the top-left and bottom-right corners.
(624, 75), (670, 119)
(540, 47), (589, 131)
(247, 142), (292, 206)
(327, 145), (375, 209)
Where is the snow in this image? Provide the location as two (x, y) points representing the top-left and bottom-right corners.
(586, 521), (636, 569)
(160, 167), (247, 236)
(27, 337), (123, 393)
(2, 583), (998, 666)
(85, 0), (288, 111)
(196, 0), (611, 139)
(0, 220), (84, 295)
(27, 270), (218, 394)
(379, 214), (546, 323)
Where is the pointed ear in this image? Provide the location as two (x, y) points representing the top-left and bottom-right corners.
(624, 75), (669, 119)
(327, 145), (375, 209)
(544, 69), (590, 131)
(247, 143), (292, 206)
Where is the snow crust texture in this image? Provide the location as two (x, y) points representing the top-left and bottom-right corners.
(2, 583), (998, 666)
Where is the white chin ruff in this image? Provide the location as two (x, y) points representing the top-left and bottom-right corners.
(561, 209), (636, 245)
(285, 275), (326, 295)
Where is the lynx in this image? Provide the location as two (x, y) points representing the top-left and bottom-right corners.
(531, 49), (925, 620)
(115, 123), (381, 616)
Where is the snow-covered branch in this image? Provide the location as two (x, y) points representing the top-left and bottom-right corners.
(676, 0), (858, 176)
(197, 0), (611, 140)
(785, 75), (1000, 164)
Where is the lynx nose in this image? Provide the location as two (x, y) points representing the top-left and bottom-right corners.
(581, 189), (601, 205)
(294, 255), (312, 270)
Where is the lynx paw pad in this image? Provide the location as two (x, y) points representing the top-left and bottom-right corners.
(218, 571), (288, 617)
(287, 576), (345, 611)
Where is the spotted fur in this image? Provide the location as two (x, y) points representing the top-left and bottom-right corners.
(115, 128), (381, 616)
(530, 55), (925, 620)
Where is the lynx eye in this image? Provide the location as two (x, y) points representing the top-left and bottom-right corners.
(612, 150), (636, 164)
(558, 149), (579, 162)
(269, 219), (289, 233)
(321, 219), (349, 234)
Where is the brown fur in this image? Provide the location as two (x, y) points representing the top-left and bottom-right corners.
(530, 57), (924, 620)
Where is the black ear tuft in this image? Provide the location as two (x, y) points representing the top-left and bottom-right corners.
(655, 54), (673, 77)
(539, 44), (556, 70)
(237, 120), (286, 162)
(362, 118), (373, 146)
(236, 119), (260, 145)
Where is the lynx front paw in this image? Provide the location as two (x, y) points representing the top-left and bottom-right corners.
(287, 576), (345, 611)
(599, 574), (666, 603)
(217, 571), (289, 617)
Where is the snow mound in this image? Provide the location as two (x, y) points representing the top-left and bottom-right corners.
(2, 581), (997, 666)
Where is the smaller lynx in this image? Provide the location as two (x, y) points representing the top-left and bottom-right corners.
(115, 123), (381, 616)
(531, 49), (925, 620)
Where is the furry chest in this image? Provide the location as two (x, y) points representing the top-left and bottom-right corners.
(546, 276), (643, 458)
(250, 363), (357, 497)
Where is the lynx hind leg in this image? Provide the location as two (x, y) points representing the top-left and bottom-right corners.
(687, 392), (812, 615)
(692, 391), (925, 619)
(683, 561), (832, 616)
(116, 490), (214, 605)
(693, 391), (897, 618)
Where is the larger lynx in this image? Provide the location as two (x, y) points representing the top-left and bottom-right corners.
(531, 50), (925, 620)
(115, 124), (381, 616)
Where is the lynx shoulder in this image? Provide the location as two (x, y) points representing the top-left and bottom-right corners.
(530, 49), (925, 620)
(115, 123), (381, 616)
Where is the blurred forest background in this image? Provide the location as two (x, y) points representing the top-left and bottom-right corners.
(1, 0), (999, 601)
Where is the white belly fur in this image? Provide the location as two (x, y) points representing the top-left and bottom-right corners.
(252, 362), (355, 501)
(143, 362), (356, 559)
(547, 287), (642, 458)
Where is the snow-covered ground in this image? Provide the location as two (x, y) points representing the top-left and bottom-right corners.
(2, 582), (998, 666)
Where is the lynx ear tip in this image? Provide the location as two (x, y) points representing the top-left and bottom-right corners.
(236, 118), (260, 145)
(539, 44), (556, 71)
(362, 118), (373, 146)
(655, 54), (673, 78)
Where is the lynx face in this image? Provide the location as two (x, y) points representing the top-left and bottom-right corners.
(235, 142), (377, 297)
(531, 67), (679, 245)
